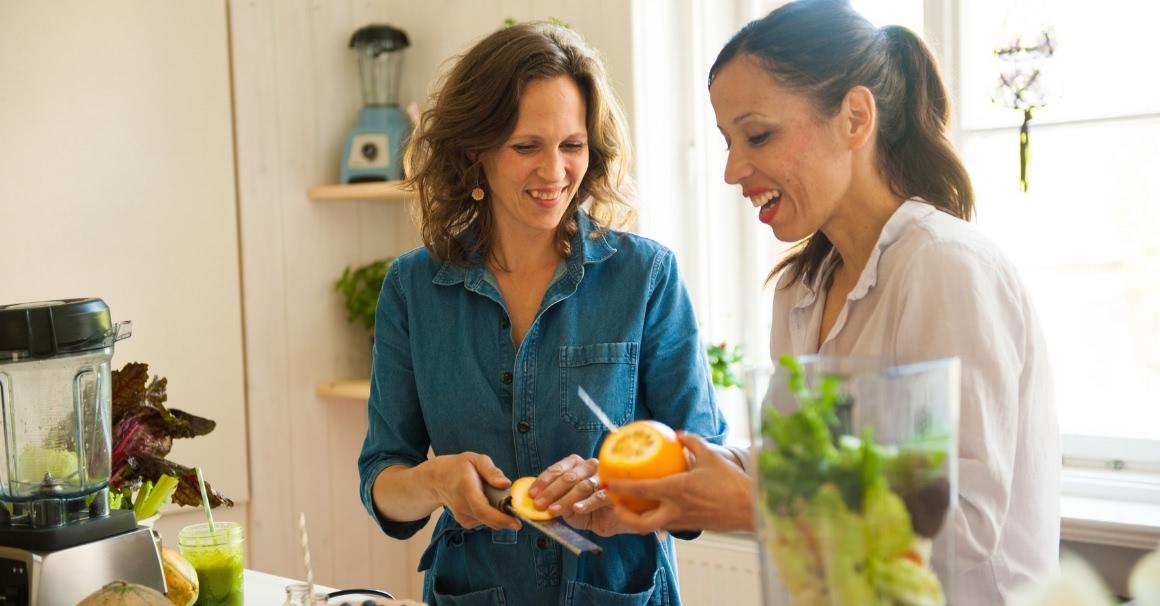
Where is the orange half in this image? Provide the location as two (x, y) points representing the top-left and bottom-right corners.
(598, 420), (689, 513)
(509, 476), (555, 521)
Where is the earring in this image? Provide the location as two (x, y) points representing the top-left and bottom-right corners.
(471, 187), (485, 201)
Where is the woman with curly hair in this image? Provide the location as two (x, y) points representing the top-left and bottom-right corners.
(357, 22), (724, 605)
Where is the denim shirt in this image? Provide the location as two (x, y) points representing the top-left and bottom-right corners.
(358, 210), (726, 606)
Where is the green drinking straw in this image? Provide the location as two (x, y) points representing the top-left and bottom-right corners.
(195, 466), (216, 533)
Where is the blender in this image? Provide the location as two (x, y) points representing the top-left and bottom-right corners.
(0, 299), (165, 604)
(340, 24), (412, 183)
(746, 356), (960, 605)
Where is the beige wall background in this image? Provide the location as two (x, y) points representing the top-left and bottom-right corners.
(0, 0), (250, 543)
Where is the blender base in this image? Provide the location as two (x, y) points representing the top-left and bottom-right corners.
(0, 508), (136, 552)
(341, 105), (410, 183)
(0, 523), (165, 605)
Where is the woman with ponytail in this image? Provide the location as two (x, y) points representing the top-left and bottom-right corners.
(605, 1), (1059, 603)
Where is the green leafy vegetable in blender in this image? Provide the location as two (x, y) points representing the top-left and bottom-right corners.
(759, 355), (950, 606)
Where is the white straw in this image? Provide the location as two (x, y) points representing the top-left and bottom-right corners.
(299, 512), (314, 597)
(195, 466), (215, 533)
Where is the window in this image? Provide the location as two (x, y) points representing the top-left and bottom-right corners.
(953, 1), (1160, 472)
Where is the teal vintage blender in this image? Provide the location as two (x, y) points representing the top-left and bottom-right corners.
(0, 298), (165, 604)
(340, 24), (411, 183)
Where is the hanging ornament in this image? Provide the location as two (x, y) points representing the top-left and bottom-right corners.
(991, 1), (1056, 193)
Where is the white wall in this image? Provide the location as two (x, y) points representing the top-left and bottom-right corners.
(0, 0), (249, 545)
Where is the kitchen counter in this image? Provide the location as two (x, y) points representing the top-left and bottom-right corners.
(244, 570), (335, 604)
(244, 570), (420, 605)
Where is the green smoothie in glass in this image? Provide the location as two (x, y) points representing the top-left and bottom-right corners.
(178, 521), (245, 606)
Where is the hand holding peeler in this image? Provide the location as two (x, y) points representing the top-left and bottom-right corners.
(481, 483), (603, 557)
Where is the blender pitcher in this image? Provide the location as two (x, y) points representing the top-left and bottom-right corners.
(745, 355), (961, 606)
(0, 298), (131, 528)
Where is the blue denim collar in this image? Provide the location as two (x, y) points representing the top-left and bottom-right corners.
(431, 209), (617, 289)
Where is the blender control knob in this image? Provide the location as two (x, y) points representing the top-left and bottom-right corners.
(361, 142), (379, 161)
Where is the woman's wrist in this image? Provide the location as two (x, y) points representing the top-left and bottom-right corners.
(373, 460), (442, 522)
(727, 464), (756, 531)
(705, 443), (748, 473)
(410, 457), (445, 510)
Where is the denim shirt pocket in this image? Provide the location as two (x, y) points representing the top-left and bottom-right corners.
(559, 342), (639, 431)
(429, 584), (508, 606)
(562, 567), (666, 606)
(419, 519), (510, 606)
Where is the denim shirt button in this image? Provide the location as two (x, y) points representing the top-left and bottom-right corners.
(536, 536), (549, 549)
(501, 372), (513, 384)
(517, 420), (531, 433)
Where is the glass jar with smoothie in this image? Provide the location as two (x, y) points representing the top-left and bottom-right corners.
(178, 521), (245, 606)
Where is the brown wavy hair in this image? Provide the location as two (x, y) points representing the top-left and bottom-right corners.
(405, 22), (634, 266)
(709, 0), (974, 287)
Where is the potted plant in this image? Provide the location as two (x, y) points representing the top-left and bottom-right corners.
(334, 256), (395, 340)
(706, 341), (748, 445)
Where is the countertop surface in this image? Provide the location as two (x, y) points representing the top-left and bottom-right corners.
(244, 569), (335, 605)
(244, 569), (421, 605)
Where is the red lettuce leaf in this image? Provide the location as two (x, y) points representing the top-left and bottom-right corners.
(111, 454), (233, 508)
(109, 362), (232, 508)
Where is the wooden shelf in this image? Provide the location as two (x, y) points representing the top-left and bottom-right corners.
(307, 182), (409, 203)
(314, 379), (371, 401)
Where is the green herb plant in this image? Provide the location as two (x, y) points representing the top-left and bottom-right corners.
(706, 341), (744, 388)
(334, 257), (395, 337)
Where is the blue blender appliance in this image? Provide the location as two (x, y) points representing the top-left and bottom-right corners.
(341, 24), (411, 183)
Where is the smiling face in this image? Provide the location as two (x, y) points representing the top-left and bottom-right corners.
(710, 56), (854, 243)
(481, 75), (590, 240)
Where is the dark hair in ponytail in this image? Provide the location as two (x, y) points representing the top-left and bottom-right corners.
(709, 0), (973, 287)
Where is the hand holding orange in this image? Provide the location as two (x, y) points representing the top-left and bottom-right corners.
(598, 420), (689, 513)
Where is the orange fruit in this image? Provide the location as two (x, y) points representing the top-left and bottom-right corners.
(598, 420), (689, 513)
(509, 476), (555, 521)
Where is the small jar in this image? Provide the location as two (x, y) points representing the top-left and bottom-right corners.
(284, 583), (311, 606)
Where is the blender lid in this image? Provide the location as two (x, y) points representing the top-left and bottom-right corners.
(0, 297), (117, 359)
(349, 24), (410, 52)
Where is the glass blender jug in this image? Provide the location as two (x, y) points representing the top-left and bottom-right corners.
(746, 356), (961, 606)
(0, 298), (130, 529)
(340, 24), (412, 183)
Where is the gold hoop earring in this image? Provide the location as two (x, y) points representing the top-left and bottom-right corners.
(471, 187), (485, 201)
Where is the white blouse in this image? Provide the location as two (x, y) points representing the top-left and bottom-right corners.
(770, 199), (1061, 605)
